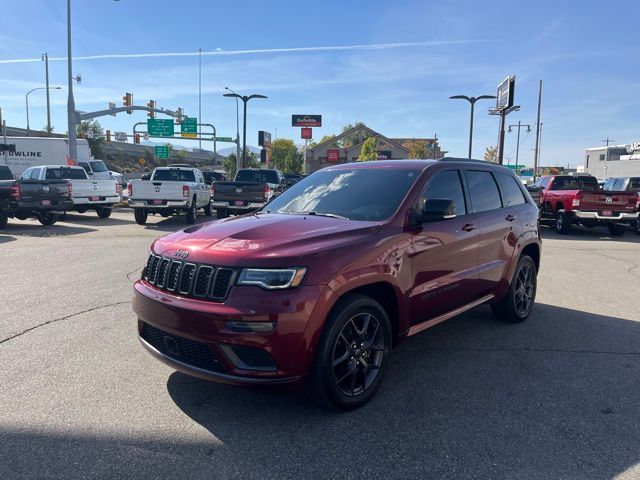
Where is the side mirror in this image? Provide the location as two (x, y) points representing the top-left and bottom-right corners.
(415, 198), (456, 223)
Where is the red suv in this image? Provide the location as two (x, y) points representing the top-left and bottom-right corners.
(133, 159), (541, 409)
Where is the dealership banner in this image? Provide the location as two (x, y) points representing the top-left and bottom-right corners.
(292, 115), (322, 127)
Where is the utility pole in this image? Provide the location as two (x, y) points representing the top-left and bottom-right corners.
(602, 137), (614, 146)
(533, 80), (542, 179)
(42, 53), (52, 135)
(198, 48), (202, 152)
(507, 121), (531, 167)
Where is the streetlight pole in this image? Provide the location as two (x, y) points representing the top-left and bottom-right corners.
(223, 91), (267, 169)
(225, 87), (241, 171)
(26, 87), (61, 136)
(42, 53), (52, 135)
(449, 94), (496, 158)
(66, 0), (78, 164)
(508, 121), (531, 167)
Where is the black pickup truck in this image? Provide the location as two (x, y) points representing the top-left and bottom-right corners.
(0, 165), (73, 229)
(210, 168), (285, 218)
(603, 176), (640, 234)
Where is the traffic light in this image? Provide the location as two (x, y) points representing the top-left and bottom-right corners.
(106, 129), (111, 143)
(175, 107), (183, 124)
(147, 100), (155, 119)
(134, 133), (141, 144)
(123, 92), (133, 114)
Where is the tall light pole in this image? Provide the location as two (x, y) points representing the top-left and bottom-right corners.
(26, 86), (61, 136)
(224, 87), (241, 170)
(223, 91), (267, 168)
(508, 121), (531, 167)
(449, 94), (496, 158)
(198, 48), (202, 151)
(66, 0), (78, 164)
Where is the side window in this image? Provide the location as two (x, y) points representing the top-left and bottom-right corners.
(613, 179), (625, 190)
(465, 170), (502, 212)
(79, 162), (91, 175)
(496, 173), (526, 207)
(30, 168), (42, 180)
(419, 170), (467, 216)
(20, 168), (33, 180)
(603, 179), (615, 191)
(540, 176), (550, 188)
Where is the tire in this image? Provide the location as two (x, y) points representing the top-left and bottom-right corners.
(491, 255), (537, 323)
(37, 212), (58, 226)
(608, 223), (626, 237)
(76, 206), (87, 214)
(185, 199), (197, 224)
(203, 202), (212, 216)
(555, 210), (571, 234)
(307, 294), (392, 410)
(0, 211), (8, 230)
(216, 208), (229, 219)
(96, 207), (111, 219)
(134, 208), (148, 225)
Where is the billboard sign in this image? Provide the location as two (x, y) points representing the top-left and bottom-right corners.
(301, 127), (312, 139)
(258, 131), (271, 148)
(327, 149), (339, 162)
(292, 114), (322, 127)
(496, 76), (515, 110)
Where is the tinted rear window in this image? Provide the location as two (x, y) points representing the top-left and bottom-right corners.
(0, 166), (13, 180)
(236, 170), (280, 184)
(496, 173), (526, 207)
(153, 169), (196, 182)
(466, 170), (502, 212)
(550, 176), (598, 191)
(45, 168), (87, 180)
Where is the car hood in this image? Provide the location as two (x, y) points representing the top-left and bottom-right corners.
(153, 213), (381, 268)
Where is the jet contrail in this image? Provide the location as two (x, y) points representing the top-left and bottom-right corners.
(0, 40), (485, 64)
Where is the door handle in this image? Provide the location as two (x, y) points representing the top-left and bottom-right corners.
(461, 223), (476, 232)
(506, 214), (518, 222)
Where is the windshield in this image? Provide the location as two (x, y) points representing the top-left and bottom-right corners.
(236, 169), (280, 184)
(90, 161), (108, 172)
(45, 167), (87, 180)
(153, 169), (196, 182)
(264, 168), (419, 221)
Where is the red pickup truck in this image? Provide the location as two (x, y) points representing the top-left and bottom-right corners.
(528, 175), (639, 236)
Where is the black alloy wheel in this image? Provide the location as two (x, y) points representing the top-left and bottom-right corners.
(332, 312), (385, 397)
(513, 262), (535, 317)
(491, 255), (537, 323)
(185, 199), (197, 224)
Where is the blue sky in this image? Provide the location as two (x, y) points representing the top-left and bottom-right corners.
(1, 0), (639, 166)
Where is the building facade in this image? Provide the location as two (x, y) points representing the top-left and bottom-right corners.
(584, 144), (640, 178)
(305, 124), (442, 173)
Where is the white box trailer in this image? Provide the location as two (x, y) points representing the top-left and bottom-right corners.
(1, 137), (93, 178)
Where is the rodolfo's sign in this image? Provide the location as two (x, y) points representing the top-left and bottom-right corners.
(292, 115), (322, 127)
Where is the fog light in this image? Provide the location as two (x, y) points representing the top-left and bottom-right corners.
(226, 321), (275, 333)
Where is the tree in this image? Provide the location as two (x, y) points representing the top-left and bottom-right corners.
(270, 138), (304, 173)
(340, 122), (369, 148)
(76, 120), (105, 159)
(358, 137), (378, 161)
(484, 146), (498, 163)
(405, 140), (430, 159)
(223, 149), (261, 179)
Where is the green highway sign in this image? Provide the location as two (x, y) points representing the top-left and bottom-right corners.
(154, 145), (170, 159)
(147, 119), (174, 137)
(215, 136), (234, 142)
(181, 117), (197, 138)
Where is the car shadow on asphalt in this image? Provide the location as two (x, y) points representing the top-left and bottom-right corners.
(0, 234), (16, 244)
(58, 212), (137, 226)
(161, 303), (640, 479)
(141, 214), (215, 233)
(541, 224), (640, 243)
(1, 222), (96, 237)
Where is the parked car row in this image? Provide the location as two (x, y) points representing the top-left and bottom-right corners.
(527, 174), (640, 236)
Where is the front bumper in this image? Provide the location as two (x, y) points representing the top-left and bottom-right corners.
(573, 210), (639, 221)
(133, 280), (331, 386)
(129, 200), (189, 209)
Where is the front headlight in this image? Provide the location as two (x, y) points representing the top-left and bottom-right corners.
(237, 267), (307, 290)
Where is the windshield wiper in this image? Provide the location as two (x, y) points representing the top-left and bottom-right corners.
(295, 211), (349, 220)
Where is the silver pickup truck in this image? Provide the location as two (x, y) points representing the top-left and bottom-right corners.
(128, 167), (212, 225)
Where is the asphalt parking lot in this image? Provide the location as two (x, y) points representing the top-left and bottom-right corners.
(1, 211), (639, 480)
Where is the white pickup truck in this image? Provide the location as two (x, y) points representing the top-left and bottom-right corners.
(127, 167), (212, 225)
(20, 165), (120, 218)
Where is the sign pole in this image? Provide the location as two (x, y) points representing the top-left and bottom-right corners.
(533, 80), (543, 179)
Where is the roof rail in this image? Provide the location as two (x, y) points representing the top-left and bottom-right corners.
(438, 157), (497, 165)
